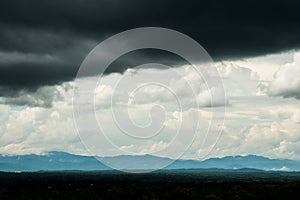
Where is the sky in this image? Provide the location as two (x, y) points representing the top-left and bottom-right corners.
(0, 0), (300, 160)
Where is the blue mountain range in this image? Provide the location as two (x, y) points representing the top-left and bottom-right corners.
(1, 151), (299, 172)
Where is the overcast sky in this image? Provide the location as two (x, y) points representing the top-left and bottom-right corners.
(0, 0), (300, 161)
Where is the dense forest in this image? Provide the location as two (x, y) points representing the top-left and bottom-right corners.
(1, 171), (300, 199)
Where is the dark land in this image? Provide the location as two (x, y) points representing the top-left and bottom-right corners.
(1, 170), (300, 199)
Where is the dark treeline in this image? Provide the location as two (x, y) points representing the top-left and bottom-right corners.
(1, 171), (300, 199)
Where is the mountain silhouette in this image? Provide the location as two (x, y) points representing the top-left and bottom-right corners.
(1, 152), (299, 172)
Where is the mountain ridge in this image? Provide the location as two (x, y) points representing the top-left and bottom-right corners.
(0, 151), (299, 172)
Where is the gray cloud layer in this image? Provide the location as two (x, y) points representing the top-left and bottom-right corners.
(0, 0), (300, 104)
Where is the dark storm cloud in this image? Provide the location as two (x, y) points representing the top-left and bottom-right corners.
(0, 0), (300, 103)
(0, 25), (96, 91)
(1, 0), (299, 57)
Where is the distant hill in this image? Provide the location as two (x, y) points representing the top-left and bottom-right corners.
(169, 155), (300, 171)
(0, 151), (109, 171)
(0, 151), (300, 172)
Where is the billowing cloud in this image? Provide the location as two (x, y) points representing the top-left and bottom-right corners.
(93, 65), (228, 108)
(268, 52), (300, 99)
(209, 98), (300, 160)
(0, 83), (71, 107)
(216, 62), (260, 97)
(1, 68), (300, 160)
(0, 104), (82, 155)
